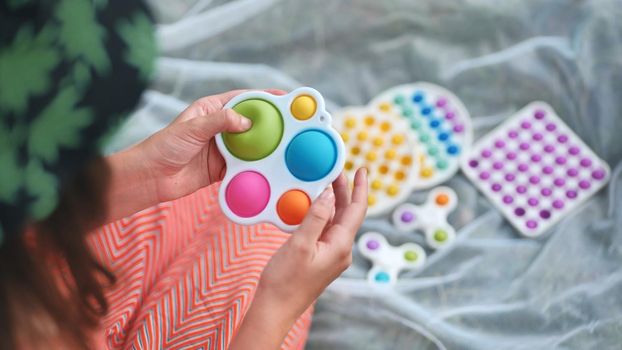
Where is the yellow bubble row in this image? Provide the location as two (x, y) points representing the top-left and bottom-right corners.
(345, 146), (412, 164)
(339, 112), (418, 209)
(344, 116), (392, 132)
(418, 154), (435, 178)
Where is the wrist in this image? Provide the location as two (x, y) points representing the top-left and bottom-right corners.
(104, 145), (160, 222)
(228, 284), (297, 350)
(252, 283), (300, 328)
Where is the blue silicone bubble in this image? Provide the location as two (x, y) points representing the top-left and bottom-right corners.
(412, 92), (424, 103)
(447, 144), (460, 155)
(285, 130), (337, 182)
(374, 271), (391, 283)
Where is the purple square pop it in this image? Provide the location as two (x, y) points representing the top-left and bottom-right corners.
(461, 102), (610, 237)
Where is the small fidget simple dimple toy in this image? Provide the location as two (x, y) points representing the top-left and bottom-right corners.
(216, 87), (345, 232)
(358, 232), (426, 285)
(392, 186), (458, 249)
(333, 82), (472, 216)
(461, 102), (611, 238)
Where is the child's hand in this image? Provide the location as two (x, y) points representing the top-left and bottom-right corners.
(139, 89), (285, 202)
(229, 169), (368, 350)
(105, 89), (284, 222)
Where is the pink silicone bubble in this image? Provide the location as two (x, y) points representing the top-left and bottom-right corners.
(436, 98), (448, 108)
(526, 220), (538, 229)
(225, 171), (270, 218)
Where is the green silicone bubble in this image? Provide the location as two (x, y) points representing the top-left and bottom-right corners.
(434, 229), (448, 242)
(404, 250), (418, 262)
(222, 99), (284, 161)
(428, 145), (439, 156)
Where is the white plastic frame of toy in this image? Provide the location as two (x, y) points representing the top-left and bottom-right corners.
(358, 232), (426, 285)
(371, 83), (474, 190)
(216, 87), (346, 232)
(392, 186), (458, 249)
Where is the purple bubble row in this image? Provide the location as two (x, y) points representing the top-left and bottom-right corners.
(492, 178), (594, 195)
(429, 96), (465, 133)
(490, 137), (582, 157)
(472, 165), (605, 183)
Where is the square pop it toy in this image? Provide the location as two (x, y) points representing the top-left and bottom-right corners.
(461, 102), (611, 237)
(216, 88), (345, 232)
(334, 82), (472, 216)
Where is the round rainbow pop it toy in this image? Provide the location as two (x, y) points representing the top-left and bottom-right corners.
(333, 82), (471, 216)
(392, 186), (458, 250)
(333, 108), (419, 216)
(216, 88), (345, 232)
(371, 83), (473, 190)
(358, 232), (426, 285)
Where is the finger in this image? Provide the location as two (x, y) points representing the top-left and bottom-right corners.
(322, 168), (368, 245)
(350, 167), (368, 206)
(294, 187), (335, 246)
(264, 88), (287, 96)
(180, 108), (251, 144)
(173, 90), (248, 124)
(332, 173), (350, 221)
(174, 89), (288, 124)
(206, 138), (226, 183)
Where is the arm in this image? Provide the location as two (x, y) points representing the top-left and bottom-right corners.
(101, 89), (369, 349)
(229, 169), (368, 350)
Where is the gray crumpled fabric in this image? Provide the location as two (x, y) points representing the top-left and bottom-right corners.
(106, 0), (622, 348)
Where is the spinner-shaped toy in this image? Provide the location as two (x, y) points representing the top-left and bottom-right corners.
(216, 88), (345, 231)
(334, 82), (472, 216)
(358, 232), (426, 285)
(392, 186), (458, 249)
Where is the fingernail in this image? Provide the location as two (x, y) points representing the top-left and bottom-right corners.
(319, 187), (334, 201)
(240, 116), (252, 129)
(359, 167), (368, 181)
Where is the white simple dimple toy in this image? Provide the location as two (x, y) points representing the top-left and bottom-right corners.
(333, 82), (472, 216)
(461, 102), (610, 237)
(392, 186), (458, 249)
(216, 88), (345, 232)
(358, 232), (426, 285)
